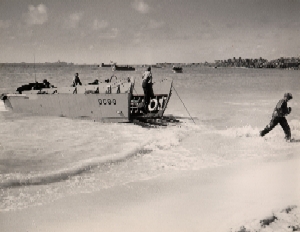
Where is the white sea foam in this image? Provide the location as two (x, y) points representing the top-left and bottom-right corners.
(0, 139), (151, 188)
(218, 125), (261, 138)
(224, 101), (257, 106)
(0, 100), (7, 111)
(1, 68), (300, 211)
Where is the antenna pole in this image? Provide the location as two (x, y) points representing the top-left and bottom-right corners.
(34, 53), (36, 82)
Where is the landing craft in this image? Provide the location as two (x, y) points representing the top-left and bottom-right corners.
(0, 76), (173, 124)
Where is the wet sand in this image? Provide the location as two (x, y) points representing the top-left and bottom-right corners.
(1, 155), (299, 232)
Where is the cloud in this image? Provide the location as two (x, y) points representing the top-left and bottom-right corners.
(23, 4), (48, 25)
(202, 20), (212, 28)
(132, 31), (142, 44)
(0, 20), (10, 29)
(92, 19), (109, 30)
(98, 28), (119, 39)
(131, 0), (150, 14)
(148, 19), (165, 29)
(226, 21), (243, 29)
(64, 12), (84, 28)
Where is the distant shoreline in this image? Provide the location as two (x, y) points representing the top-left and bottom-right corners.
(0, 62), (299, 70)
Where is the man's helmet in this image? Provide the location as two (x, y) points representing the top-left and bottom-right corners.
(284, 93), (293, 100)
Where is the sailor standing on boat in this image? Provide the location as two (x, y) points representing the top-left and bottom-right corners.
(43, 79), (53, 88)
(72, 73), (82, 87)
(142, 67), (154, 113)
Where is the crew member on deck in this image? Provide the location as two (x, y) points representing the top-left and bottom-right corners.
(142, 67), (154, 113)
(43, 79), (53, 88)
(72, 73), (82, 87)
(260, 93), (293, 142)
(88, 79), (99, 85)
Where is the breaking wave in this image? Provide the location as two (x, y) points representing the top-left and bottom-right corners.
(218, 119), (300, 139)
(218, 125), (261, 138)
(0, 124), (187, 189)
(0, 141), (152, 188)
(0, 100), (7, 111)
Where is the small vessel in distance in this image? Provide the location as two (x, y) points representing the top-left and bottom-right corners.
(172, 65), (183, 73)
(0, 76), (172, 123)
(100, 63), (135, 71)
(111, 64), (135, 71)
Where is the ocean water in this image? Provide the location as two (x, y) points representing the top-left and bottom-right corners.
(0, 67), (300, 211)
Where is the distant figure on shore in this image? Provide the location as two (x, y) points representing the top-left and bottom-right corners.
(260, 93), (293, 141)
(142, 67), (154, 113)
(71, 73), (82, 87)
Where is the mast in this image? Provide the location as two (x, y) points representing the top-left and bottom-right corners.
(34, 53), (36, 82)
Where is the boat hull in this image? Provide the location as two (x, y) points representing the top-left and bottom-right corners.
(1, 79), (173, 123)
(3, 93), (130, 122)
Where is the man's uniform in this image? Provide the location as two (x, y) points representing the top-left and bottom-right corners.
(72, 73), (82, 87)
(142, 69), (153, 112)
(260, 93), (292, 140)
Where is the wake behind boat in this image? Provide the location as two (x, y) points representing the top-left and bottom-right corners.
(0, 75), (173, 124)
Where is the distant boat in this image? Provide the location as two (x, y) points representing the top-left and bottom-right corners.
(100, 63), (135, 71)
(172, 66), (183, 73)
(111, 64), (135, 71)
(100, 63), (111, 67)
(1, 76), (172, 123)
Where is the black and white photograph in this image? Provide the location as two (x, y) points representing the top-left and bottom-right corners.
(0, 0), (300, 231)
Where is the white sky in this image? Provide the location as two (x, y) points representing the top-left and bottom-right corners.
(0, 0), (299, 64)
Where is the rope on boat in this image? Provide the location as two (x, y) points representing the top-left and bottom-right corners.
(172, 86), (196, 124)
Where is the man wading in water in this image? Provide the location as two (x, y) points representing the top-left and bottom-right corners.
(260, 93), (293, 142)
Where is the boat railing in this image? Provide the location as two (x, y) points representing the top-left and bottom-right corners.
(15, 76), (135, 95)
